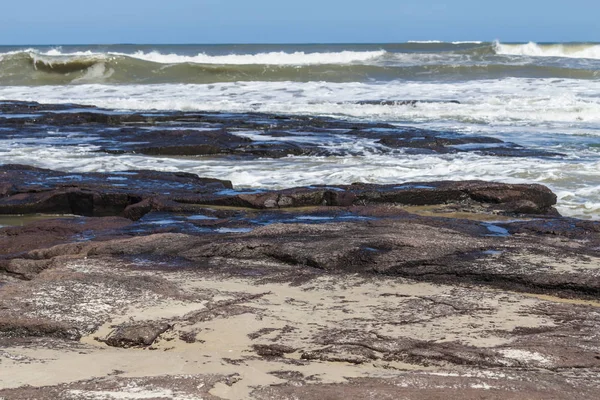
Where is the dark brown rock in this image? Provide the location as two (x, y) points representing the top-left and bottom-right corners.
(0, 216), (133, 260)
(0, 317), (80, 340)
(104, 322), (171, 348)
(253, 344), (296, 358)
(0, 166), (559, 223)
(0, 100), (564, 158)
(0, 165), (232, 219)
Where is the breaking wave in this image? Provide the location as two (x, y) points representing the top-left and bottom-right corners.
(1, 48), (387, 66)
(1, 44), (600, 86)
(494, 41), (600, 60)
(124, 50), (387, 65)
(407, 40), (483, 44)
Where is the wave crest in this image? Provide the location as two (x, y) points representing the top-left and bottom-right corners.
(1, 48), (388, 67)
(1, 45), (600, 85)
(32, 56), (104, 74)
(494, 41), (600, 60)
(126, 50), (387, 65)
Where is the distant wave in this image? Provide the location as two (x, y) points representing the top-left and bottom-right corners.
(407, 40), (483, 44)
(1, 45), (600, 86)
(495, 41), (600, 60)
(407, 40), (444, 44)
(127, 50), (388, 65)
(1, 48), (387, 66)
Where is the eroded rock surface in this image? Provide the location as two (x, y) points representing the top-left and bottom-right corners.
(1, 252), (600, 399)
(1, 171), (600, 398)
(104, 321), (171, 348)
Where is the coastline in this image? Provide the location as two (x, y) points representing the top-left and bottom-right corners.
(1, 102), (600, 399)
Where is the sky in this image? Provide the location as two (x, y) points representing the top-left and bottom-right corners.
(0, 0), (598, 44)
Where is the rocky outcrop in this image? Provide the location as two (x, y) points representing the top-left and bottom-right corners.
(0, 165), (558, 221)
(1, 226), (600, 399)
(0, 165), (231, 218)
(104, 322), (171, 348)
(0, 100), (564, 158)
(1, 201), (599, 400)
(1, 101), (598, 399)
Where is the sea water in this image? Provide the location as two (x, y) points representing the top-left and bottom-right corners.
(1, 42), (599, 218)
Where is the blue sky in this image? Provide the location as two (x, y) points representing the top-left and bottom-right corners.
(1, 0), (597, 44)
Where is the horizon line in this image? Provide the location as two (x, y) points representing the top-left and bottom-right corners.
(1, 40), (599, 46)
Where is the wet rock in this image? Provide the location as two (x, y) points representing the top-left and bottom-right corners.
(1, 259), (53, 280)
(502, 217), (600, 238)
(375, 129), (503, 154)
(0, 375), (227, 400)
(0, 171), (592, 298)
(104, 322), (171, 348)
(0, 165), (232, 218)
(1, 226), (600, 398)
(0, 100), (94, 114)
(176, 180), (557, 216)
(253, 344), (296, 358)
(0, 317), (80, 340)
(2, 100), (599, 399)
(100, 128), (324, 158)
(0, 216), (133, 259)
(301, 345), (379, 364)
(0, 100), (563, 158)
(252, 374), (600, 400)
(123, 198), (153, 221)
(4, 207), (597, 299)
(1, 166), (559, 222)
(348, 180), (558, 215)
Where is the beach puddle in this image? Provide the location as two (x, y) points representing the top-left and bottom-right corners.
(483, 223), (510, 237)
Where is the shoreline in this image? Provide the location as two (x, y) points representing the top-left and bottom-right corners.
(1, 101), (600, 399)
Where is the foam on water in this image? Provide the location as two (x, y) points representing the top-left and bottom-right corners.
(495, 41), (600, 60)
(70, 63), (114, 83)
(124, 50), (387, 65)
(1, 48), (388, 66)
(2, 138), (599, 218)
(408, 40), (483, 44)
(1, 51), (600, 219)
(2, 78), (599, 131)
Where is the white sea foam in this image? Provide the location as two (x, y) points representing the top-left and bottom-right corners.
(1, 78), (600, 219)
(407, 40), (483, 44)
(3, 49), (106, 61)
(2, 141), (598, 218)
(125, 50), (387, 65)
(0, 48), (40, 56)
(0, 48), (388, 66)
(495, 41), (600, 60)
(42, 49), (98, 57)
(2, 79), (599, 129)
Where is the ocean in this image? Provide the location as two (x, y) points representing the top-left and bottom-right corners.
(1, 41), (599, 218)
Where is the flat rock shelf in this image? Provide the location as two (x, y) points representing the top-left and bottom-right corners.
(1, 102), (599, 400)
